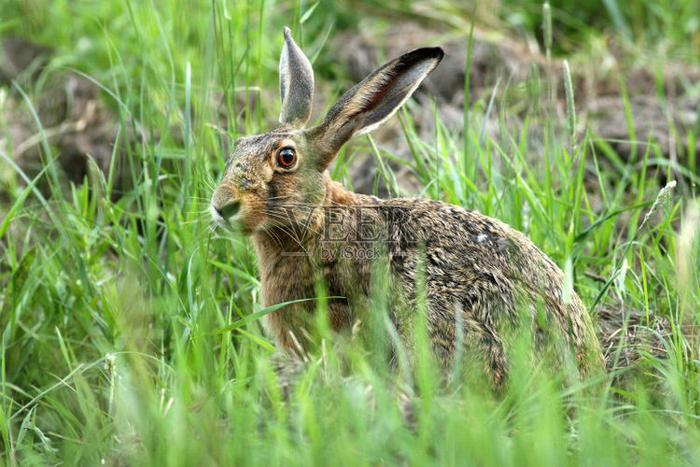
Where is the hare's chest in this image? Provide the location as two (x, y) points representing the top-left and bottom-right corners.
(258, 256), (317, 350)
(259, 255), (316, 306)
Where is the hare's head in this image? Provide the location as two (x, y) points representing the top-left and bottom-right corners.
(211, 27), (443, 234)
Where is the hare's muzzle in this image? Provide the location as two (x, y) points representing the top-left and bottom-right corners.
(215, 200), (240, 219)
(210, 181), (242, 225)
(211, 199), (241, 223)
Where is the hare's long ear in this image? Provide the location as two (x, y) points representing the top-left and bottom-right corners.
(279, 27), (314, 127)
(309, 47), (443, 168)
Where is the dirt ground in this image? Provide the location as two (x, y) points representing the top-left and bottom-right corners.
(334, 22), (700, 195)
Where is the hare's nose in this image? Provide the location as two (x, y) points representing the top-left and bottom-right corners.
(216, 200), (241, 219)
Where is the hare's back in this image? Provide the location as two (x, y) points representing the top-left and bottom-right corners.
(380, 198), (566, 300)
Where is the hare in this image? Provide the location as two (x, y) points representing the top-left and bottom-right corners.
(211, 27), (604, 386)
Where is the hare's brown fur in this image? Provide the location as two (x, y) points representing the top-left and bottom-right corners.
(253, 177), (601, 384)
(211, 28), (604, 385)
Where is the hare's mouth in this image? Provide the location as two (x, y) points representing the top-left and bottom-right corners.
(210, 200), (241, 227)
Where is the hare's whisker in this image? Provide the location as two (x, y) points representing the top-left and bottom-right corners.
(262, 210), (323, 238)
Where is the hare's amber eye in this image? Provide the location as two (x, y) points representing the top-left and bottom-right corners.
(276, 147), (297, 169)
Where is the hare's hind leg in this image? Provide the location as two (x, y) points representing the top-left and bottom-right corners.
(462, 318), (508, 388)
(427, 305), (509, 388)
(478, 325), (508, 388)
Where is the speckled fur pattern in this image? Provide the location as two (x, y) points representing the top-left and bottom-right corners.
(211, 29), (604, 387)
(250, 184), (603, 385)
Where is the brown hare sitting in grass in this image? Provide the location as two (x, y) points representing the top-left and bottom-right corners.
(211, 27), (604, 386)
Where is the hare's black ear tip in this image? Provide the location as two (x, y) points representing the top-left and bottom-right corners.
(429, 47), (445, 62)
(406, 47), (445, 65)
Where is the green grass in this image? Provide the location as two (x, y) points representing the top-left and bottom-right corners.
(2, 0), (700, 465)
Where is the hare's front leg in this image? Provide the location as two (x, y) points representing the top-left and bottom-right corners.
(264, 303), (314, 355)
(265, 300), (353, 353)
(327, 299), (353, 332)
